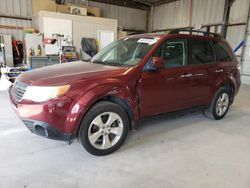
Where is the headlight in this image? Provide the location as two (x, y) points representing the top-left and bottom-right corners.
(22, 85), (70, 102)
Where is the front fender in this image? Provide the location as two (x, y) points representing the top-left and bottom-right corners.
(65, 81), (138, 134)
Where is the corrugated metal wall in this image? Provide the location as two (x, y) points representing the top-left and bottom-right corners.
(226, 26), (246, 48)
(152, 0), (225, 31)
(191, 0), (225, 26)
(153, 0), (191, 31)
(87, 1), (147, 31)
(67, 0), (147, 31)
(0, 0), (32, 40)
(226, 0), (250, 75)
(226, 0), (249, 48)
(152, 0), (249, 47)
(229, 0), (249, 24)
(242, 5), (250, 82)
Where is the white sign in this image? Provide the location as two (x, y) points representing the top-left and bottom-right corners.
(137, 38), (158, 45)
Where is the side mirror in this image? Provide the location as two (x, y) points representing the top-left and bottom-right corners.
(149, 57), (165, 71)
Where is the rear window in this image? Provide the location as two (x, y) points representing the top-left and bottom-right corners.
(213, 40), (234, 62)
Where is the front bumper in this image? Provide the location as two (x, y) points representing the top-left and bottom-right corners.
(9, 86), (82, 143)
(21, 118), (75, 142)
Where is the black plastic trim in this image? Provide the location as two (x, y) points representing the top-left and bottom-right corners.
(21, 118), (75, 143)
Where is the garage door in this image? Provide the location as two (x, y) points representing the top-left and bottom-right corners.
(242, 13), (250, 84)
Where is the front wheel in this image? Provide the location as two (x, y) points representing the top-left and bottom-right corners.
(78, 101), (129, 156)
(204, 88), (230, 120)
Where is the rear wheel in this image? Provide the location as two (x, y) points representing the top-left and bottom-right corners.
(78, 101), (129, 156)
(204, 88), (230, 120)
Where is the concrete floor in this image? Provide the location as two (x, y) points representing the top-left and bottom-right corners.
(0, 85), (250, 188)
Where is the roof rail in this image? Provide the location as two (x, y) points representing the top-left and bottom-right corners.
(168, 29), (223, 38)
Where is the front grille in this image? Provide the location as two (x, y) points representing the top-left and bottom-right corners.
(11, 81), (28, 102)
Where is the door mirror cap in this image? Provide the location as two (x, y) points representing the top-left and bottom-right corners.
(151, 57), (165, 70)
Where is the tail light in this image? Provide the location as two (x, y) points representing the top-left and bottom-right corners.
(237, 63), (241, 72)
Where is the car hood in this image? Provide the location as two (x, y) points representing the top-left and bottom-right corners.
(18, 61), (128, 86)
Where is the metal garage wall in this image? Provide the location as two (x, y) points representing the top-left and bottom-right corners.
(152, 0), (191, 31)
(89, 1), (147, 31)
(0, 0), (32, 40)
(68, 0), (148, 31)
(226, 25), (246, 68)
(191, 0), (225, 26)
(229, 0), (249, 24)
(242, 10), (250, 83)
(227, 0), (250, 84)
(226, 26), (246, 49)
(226, 0), (249, 49)
(152, 0), (225, 31)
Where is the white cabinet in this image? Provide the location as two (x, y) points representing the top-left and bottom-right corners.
(43, 17), (73, 55)
(0, 35), (14, 67)
(24, 33), (43, 66)
(33, 11), (118, 54)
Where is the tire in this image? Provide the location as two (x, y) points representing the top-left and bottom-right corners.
(204, 88), (231, 120)
(78, 101), (129, 156)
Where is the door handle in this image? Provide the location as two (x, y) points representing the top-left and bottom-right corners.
(180, 73), (193, 78)
(215, 69), (224, 73)
(193, 73), (205, 77)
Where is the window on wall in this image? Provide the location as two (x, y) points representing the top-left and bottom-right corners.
(189, 40), (215, 65)
(213, 41), (233, 62)
(154, 39), (186, 68)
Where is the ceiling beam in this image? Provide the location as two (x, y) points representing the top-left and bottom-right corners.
(133, 0), (153, 6)
(0, 15), (32, 21)
(89, 0), (150, 10)
(153, 0), (179, 6)
(0, 24), (24, 30)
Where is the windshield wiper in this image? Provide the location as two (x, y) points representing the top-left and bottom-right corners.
(92, 60), (109, 65)
(92, 60), (130, 67)
(81, 59), (91, 63)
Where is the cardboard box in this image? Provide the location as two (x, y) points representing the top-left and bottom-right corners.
(118, 31), (128, 39)
(70, 6), (87, 16)
(67, 4), (101, 17)
(32, 0), (100, 17)
(86, 6), (101, 17)
(32, 0), (65, 15)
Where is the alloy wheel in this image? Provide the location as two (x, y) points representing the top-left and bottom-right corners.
(215, 93), (229, 117)
(88, 112), (124, 150)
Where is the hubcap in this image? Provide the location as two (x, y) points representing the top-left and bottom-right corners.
(216, 93), (229, 117)
(88, 112), (124, 150)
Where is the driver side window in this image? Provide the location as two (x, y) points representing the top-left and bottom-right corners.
(154, 39), (186, 68)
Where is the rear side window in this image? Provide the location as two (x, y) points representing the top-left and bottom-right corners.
(189, 40), (215, 65)
(213, 40), (233, 62)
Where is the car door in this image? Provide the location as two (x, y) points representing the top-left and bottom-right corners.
(211, 40), (236, 80)
(140, 39), (194, 117)
(186, 39), (218, 104)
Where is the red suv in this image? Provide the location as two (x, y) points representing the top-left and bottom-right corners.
(9, 30), (241, 155)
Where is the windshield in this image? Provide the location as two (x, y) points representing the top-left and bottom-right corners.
(91, 37), (159, 67)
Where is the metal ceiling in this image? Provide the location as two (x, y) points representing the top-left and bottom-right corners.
(135, 0), (178, 6)
(88, 0), (178, 10)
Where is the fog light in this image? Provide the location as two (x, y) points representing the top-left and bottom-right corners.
(35, 125), (48, 137)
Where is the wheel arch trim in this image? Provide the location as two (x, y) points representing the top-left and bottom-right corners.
(68, 84), (138, 135)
